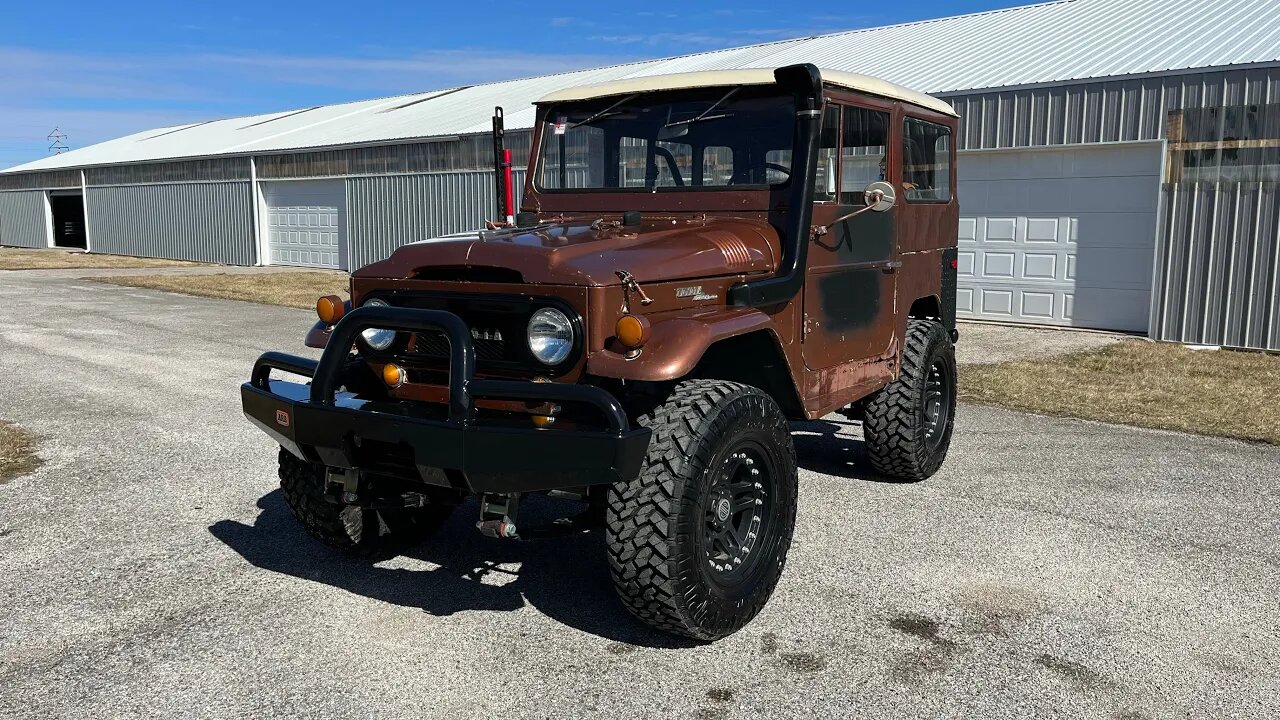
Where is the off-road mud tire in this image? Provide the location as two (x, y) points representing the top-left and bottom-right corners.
(862, 318), (957, 481)
(277, 448), (454, 559)
(606, 380), (798, 641)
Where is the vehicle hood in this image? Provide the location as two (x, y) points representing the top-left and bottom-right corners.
(354, 218), (779, 285)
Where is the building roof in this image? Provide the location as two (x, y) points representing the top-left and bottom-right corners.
(6, 0), (1279, 174)
(535, 68), (959, 117)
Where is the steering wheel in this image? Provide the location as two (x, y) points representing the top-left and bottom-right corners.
(728, 162), (792, 185)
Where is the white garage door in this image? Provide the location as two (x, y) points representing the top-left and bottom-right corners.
(956, 143), (1161, 332)
(263, 180), (346, 269)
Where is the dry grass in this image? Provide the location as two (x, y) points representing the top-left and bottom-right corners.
(98, 272), (349, 309)
(0, 421), (40, 482)
(961, 340), (1280, 444)
(0, 247), (200, 270)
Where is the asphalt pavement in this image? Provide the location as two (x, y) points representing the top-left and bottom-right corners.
(1, 271), (1276, 719)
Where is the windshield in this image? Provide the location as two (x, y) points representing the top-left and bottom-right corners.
(537, 86), (795, 192)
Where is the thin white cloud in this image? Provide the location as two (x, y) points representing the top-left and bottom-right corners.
(0, 44), (640, 168)
(198, 48), (637, 91)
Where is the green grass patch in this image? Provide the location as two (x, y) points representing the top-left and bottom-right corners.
(961, 341), (1280, 444)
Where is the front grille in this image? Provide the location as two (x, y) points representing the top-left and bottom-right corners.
(413, 330), (507, 362)
(362, 290), (579, 376)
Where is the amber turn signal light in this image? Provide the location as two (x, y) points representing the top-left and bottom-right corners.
(530, 376), (557, 427)
(316, 295), (346, 325)
(382, 363), (406, 388)
(615, 314), (651, 349)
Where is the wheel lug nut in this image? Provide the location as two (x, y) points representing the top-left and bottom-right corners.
(744, 458), (754, 466)
(751, 468), (759, 475)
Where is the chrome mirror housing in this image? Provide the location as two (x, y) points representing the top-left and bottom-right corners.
(863, 180), (896, 212)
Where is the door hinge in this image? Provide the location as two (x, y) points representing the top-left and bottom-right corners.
(803, 313), (817, 337)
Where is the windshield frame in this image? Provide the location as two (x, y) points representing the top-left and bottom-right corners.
(530, 86), (798, 199)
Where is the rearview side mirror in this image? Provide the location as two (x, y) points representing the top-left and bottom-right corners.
(863, 181), (896, 212)
(825, 180), (897, 228)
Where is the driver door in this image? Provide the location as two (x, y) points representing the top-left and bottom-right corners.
(802, 100), (899, 371)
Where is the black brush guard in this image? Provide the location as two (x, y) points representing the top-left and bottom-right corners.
(240, 306), (651, 493)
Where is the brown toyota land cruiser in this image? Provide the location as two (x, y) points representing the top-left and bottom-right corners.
(241, 64), (959, 640)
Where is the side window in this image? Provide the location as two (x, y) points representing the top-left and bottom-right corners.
(840, 107), (889, 204)
(654, 140), (693, 187)
(618, 137), (648, 188)
(814, 105), (840, 201)
(903, 119), (952, 202)
(702, 146), (733, 186)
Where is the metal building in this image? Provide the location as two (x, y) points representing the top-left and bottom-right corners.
(2, 0), (1278, 350)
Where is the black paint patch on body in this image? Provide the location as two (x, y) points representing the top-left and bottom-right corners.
(816, 269), (882, 332)
(827, 208), (893, 263)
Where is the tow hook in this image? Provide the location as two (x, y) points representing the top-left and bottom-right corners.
(476, 493), (521, 540)
(476, 519), (520, 539)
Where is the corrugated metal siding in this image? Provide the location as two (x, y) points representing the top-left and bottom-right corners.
(0, 191), (48, 248)
(1151, 181), (1280, 350)
(86, 182), (255, 264)
(346, 170), (527, 268)
(946, 66), (1280, 150)
(85, 158), (249, 185)
(0, 170), (80, 191)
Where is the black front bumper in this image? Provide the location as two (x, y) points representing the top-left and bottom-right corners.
(241, 306), (651, 493)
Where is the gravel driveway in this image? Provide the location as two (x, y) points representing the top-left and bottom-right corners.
(1, 274), (1276, 719)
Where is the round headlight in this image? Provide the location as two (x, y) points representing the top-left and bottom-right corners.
(527, 308), (574, 366)
(360, 298), (396, 351)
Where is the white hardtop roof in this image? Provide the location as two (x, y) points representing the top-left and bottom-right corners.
(537, 68), (958, 117)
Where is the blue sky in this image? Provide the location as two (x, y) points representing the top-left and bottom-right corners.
(0, 0), (1027, 168)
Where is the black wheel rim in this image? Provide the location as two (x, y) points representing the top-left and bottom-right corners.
(704, 441), (771, 582)
(924, 359), (952, 452)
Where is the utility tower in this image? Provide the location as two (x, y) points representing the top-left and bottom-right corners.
(48, 128), (69, 154)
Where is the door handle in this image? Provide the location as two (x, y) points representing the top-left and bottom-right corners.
(848, 260), (902, 272)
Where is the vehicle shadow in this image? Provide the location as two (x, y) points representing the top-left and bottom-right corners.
(790, 418), (907, 483)
(210, 421), (900, 643)
(209, 490), (697, 648)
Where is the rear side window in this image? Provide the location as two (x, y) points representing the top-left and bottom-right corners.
(903, 119), (951, 202)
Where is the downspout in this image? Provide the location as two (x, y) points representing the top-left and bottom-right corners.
(728, 63), (824, 308)
(249, 156), (263, 266)
(80, 169), (92, 253)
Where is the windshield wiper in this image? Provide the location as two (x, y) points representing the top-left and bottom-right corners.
(569, 93), (640, 130)
(662, 86), (741, 129)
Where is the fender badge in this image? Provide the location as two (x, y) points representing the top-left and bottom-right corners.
(676, 285), (717, 301)
(275, 410), (290, 427)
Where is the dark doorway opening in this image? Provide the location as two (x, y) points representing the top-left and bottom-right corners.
(49, 193), (86, 248)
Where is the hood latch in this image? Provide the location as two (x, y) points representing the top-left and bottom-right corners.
(616, 270), (654, 313)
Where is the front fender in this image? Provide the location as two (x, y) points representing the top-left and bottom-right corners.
(586, 306), (781, 382)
